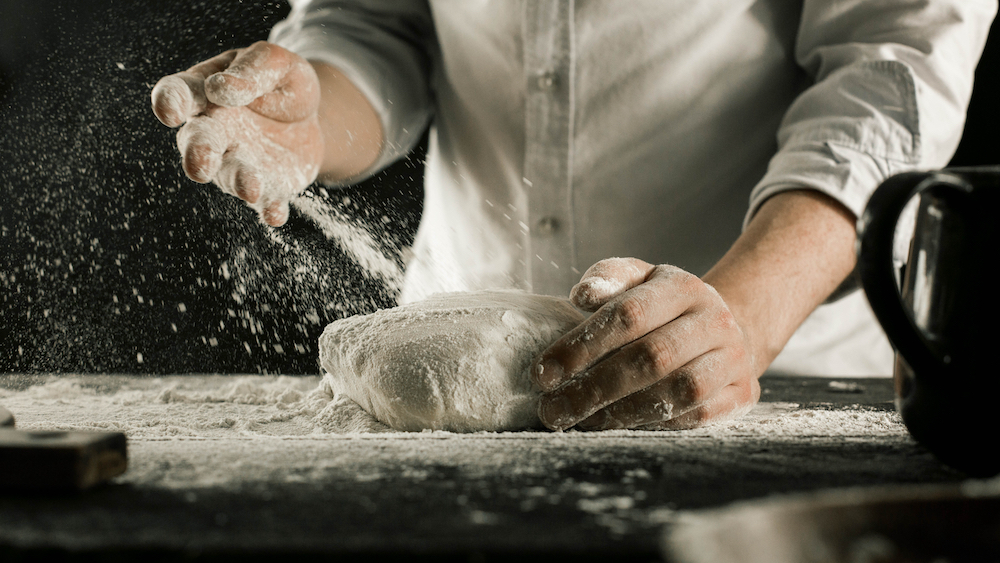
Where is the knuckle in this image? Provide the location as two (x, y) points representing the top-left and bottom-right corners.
(678, 272), (703, 294)
(582, 380), (608, 410)
(612, 297), (646, 333)
(635, 338), (675, 376)
(185, 143), (210, 164)
(568, 377), (609, 413)
(670, 369), (704, 404)
(715, 307), (739, 333)
(249, 40), (272, 52)
(234, 171), (261, 201)
(729, 343), (749, 366)
(183, 157), (207, 181)
(262, 200), (290, 226)
(651, 263), (680, 279)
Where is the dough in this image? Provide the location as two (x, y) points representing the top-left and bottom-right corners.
(318, 290), (585, 432)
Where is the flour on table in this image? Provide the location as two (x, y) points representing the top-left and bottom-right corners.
(318, 290), (585, 432)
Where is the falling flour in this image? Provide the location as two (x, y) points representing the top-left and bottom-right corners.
(290, 192), (404, 290)
(318, 290), (586, 432)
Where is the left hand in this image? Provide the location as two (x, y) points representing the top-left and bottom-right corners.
(531, 257), (761, 431)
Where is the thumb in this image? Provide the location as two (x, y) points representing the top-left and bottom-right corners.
(204, 41), (318, 122)
(204, 41), (288, 109)
(569, 257), (654, 311)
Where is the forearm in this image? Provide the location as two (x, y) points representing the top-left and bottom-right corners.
(703, 190), (857, 375)
(310, 61), (384, 183)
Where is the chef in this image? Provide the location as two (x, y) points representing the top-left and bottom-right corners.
(151, 1), (994, 431)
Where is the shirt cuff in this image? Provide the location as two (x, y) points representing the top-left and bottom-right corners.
(744, 142), (890, 229)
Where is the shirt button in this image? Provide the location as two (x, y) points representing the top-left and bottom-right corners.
(536, 216), (559, 235)
(535, 70), (559, 91)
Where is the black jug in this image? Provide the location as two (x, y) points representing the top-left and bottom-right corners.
(857, 167), (1000, 477)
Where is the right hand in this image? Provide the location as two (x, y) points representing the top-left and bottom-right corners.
(151, 41), (323, 226)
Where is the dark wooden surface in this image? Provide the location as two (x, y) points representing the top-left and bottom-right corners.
(0, 375), (968, 562)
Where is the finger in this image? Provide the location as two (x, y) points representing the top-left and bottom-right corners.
(207, 43), (318, 122)
(151, 51), (238, 127)
(538, 312), (722, 431)
(151, 74), (205, 127)
(575, 351), (734, 430)
(186, 49), (240, 80)
(248, 56), (319, 122)
(234, 167), (262, 205)
(640, 378), (760, 431)
(214, 155), (277, 224)
(570, 257), (652, 311)
(213, 152), (244, 198)
(176, 116), (228, 183)
(261, 199), (290, 227)
(533, 264), (697, 391)
(205, 41), (295, 111)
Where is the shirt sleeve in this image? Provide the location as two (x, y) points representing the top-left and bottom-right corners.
(269, 0), (436, 182)
(745, 0), (997, 227)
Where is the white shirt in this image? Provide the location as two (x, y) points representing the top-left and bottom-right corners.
(271, 0), (995, 376)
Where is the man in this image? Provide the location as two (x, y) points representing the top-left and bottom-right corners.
(151, 1), (994, 431)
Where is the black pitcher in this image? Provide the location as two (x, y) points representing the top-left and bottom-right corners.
(857, 167), (1000, 477)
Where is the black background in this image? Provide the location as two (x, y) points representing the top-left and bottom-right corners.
(1, 1), (998, 375)
(0, 0), (424, 374)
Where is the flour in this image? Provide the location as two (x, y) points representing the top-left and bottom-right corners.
(176, 106), (319, 224)
(290, 192), (405, 290)
(0, 374), (909, 440)
(0, 372), (967, 553)
(572, 275), (627, 308)
(569, 257), (646, 310)
(1, 1), (428, 376)
(150, 74), (206, 127)
(205, 58), (282, 109)
(318, 290), (586, 432)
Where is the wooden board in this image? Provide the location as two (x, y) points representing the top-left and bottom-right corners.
(0, 406), (13, 428)
(0, 429), (127, 491)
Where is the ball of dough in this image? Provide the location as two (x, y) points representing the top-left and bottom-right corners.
(318, 290), (585, 432)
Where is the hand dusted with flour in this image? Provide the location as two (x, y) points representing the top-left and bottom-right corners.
(151, 41), (382, 226)
(318, 290), (585, 432)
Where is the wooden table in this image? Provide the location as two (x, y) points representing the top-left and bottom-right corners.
(0, 375), (966, 561)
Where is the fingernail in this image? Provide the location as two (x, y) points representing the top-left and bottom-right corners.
(533, 359), (564, 391)
(539, 394), (575, 430)
(261, 202), (289, 227)
(151, 76), (191, 126)
(578, 410), (611, 431)
(205, 73), (255, 107)
(571, 276), (629, 311)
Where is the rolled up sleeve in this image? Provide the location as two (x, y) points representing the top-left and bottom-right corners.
(269, 0), (436, 181)
(746, 0), (996, 225)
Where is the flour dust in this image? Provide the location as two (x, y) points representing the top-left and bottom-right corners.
(0, 0), (424, 375)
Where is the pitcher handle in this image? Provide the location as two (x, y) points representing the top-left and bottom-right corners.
(856, 171), (972, 374)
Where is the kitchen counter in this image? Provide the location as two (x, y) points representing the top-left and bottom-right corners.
(0, 374), (967, 561)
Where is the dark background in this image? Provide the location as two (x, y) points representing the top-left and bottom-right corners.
(0, 0), (425, 374)
(1, 1), (998, 375)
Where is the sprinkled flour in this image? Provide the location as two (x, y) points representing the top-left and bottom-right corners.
(290, 193), (404, 290)
(0, 374), (908, 440)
